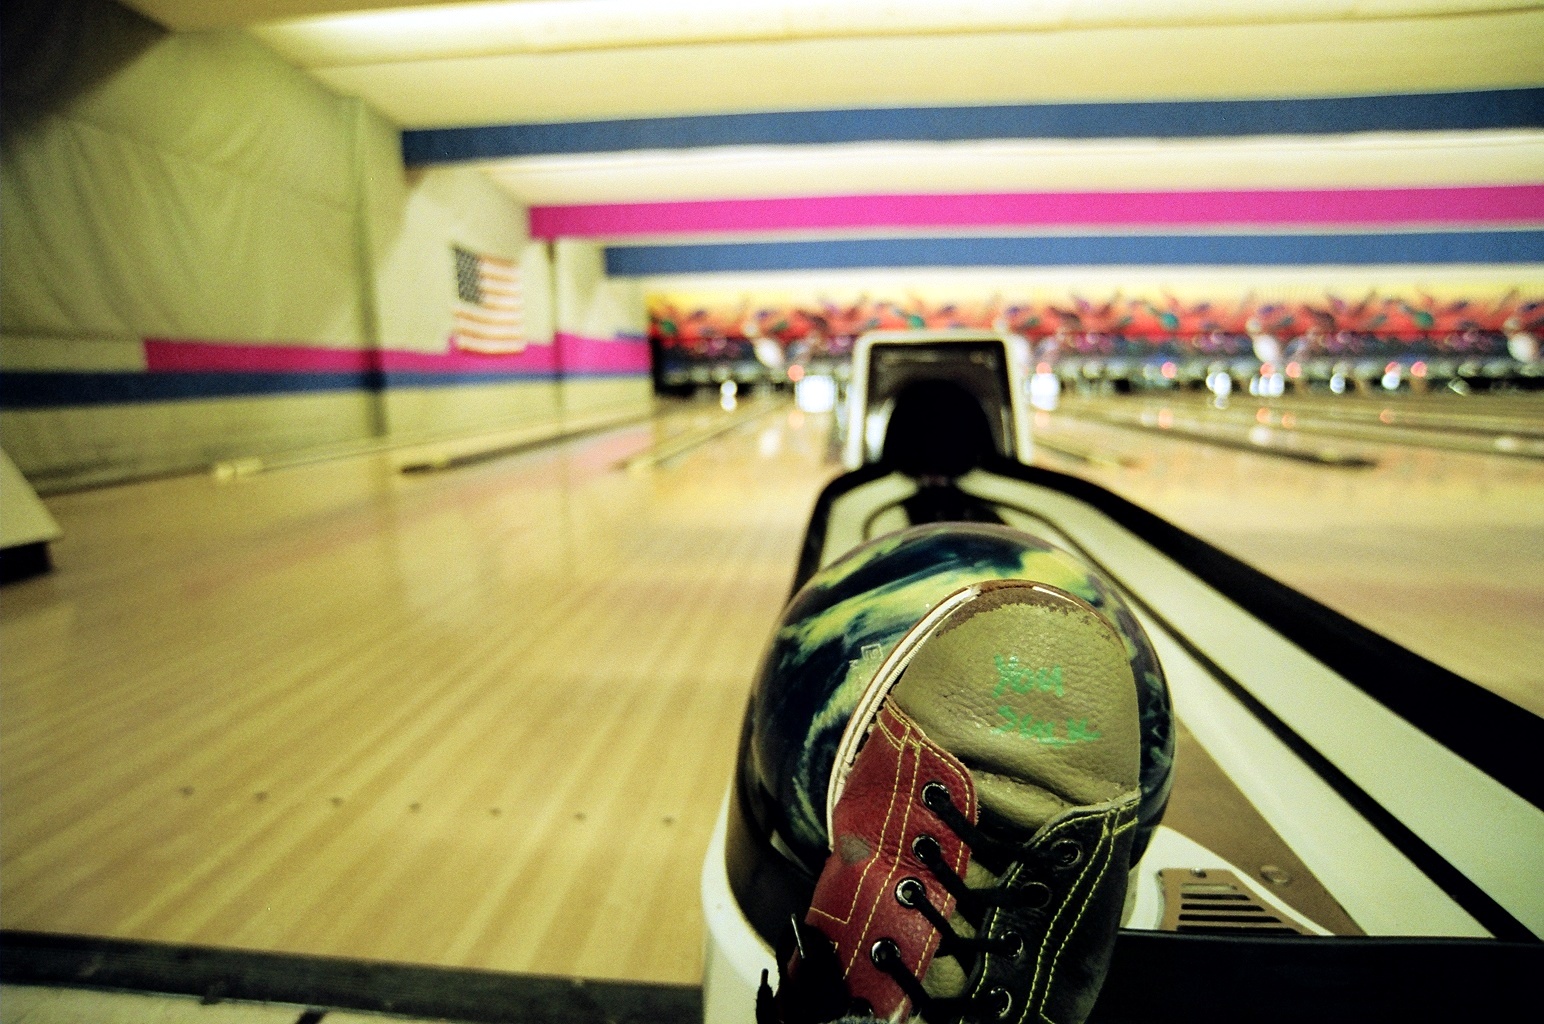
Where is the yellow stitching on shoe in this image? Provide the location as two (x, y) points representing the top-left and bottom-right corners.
(853, 711), (980, 1006)
(910, 718), (977, 993)
(1024, 809), (1105, 1021)
(827, 586), (980, 834)
(1034, 811), (1118, 1024)
(909, 742), (956, 1003)
(964, 807), (1102, 1005)
(816, 704), (982, 1004)
(1033, 797), (1138, 1024)
(901, 708), (977, 878)
(875, 707), (905, 745)
(843, 716), (923, 976)
(810, 720), (907, 933)
(893, 709), (978, 1007)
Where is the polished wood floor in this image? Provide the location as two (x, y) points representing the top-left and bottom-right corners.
(2, 403), (831, 984)
(3, 395), (1538, 988)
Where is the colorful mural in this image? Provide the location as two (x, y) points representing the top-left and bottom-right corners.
(648, 288), (1544, 366)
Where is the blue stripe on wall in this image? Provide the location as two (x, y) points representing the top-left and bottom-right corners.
(0, 370), (566, 410)
(604, 231), (1544, 275)
(0, 371), (383, 408)
(403, 89), (1544, 163)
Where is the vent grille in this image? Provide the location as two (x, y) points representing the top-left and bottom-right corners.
(1158, 868), (1312, 936)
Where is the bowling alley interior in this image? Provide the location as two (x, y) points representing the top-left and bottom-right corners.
(1, 1), (1541, 1022)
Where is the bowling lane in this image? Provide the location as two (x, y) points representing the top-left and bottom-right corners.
(1035, 398), (1544, 717)
(1063, 391), (1544, 462)
(0, 400), (833, 985)
(6, 389), (1538, 992)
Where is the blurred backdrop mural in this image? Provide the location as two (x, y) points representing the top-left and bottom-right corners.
(647, 285), (1543, 391)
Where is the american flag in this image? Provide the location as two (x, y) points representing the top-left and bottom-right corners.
(452, 245), (524, 353)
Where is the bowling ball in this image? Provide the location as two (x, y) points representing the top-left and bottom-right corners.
(740, 522), (1174, 875)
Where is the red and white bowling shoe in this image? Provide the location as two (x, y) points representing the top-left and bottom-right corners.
(760, 582), (1144, 1024)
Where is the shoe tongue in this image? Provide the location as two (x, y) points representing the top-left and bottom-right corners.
(889, 585), (1140, 835)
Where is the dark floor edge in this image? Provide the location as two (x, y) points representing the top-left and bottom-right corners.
(0, 541), (53, 585)
(1059, 410), (1379, 467)
(400, 411), (656, 473)
(0, 931), (701, 1024)
(1088, 931), (1544, 1023)
(618, 402), (784, 470)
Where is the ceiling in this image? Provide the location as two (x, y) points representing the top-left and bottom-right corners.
(114, 1), (1544, 227)
(117, 1), (1536, 40)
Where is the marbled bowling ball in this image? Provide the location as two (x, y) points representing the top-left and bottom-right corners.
(739, 522), (1174, 875)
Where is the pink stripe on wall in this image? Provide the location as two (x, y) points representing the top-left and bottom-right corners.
(144, 339), (373, 373)
(556, 333), (651, 374)
(144, 339), (559, 375)
(143, 337), (647, 377)
(529, 186), (1544, 239)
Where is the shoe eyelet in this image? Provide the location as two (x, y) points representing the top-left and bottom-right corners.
(1022, 880), (1053, 910)
(870, 937), (901, 968)
(895, 877), (927, 908)
(921, 780), (952, 812)
(1050, 838), (1083, 868)
(1000, 929), (1025, 960)
(984, 985), (1013, 1019)
(911, 833), (942, 863)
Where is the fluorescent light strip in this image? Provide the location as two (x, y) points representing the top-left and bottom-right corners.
(482, 132), (1544, 206)
(254, 0), (1525, 66)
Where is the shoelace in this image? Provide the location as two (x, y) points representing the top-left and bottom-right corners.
(863, 780), (1058, 1022)
(761, 780), (1075, 1023)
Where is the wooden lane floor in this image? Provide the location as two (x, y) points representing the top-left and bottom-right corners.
(1060, 390), (1544, 461)
(1, 401), (835, 985)
(7, 392), (1533, 997)
(1034, 403), (1544, 717)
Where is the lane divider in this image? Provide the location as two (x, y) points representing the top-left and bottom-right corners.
(1032, 433), (1142, 470)
(1079, 398), (1544, 462)
(1056, 409), (1378, 468)
(617, 402), (786, 471)
(398, 411), (654, 475)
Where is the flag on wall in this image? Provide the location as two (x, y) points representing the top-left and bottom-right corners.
(452, 245), (524, 353)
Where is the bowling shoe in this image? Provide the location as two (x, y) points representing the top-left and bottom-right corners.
(758, 581), (1142, 1024)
